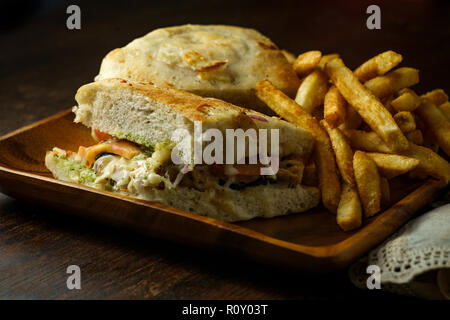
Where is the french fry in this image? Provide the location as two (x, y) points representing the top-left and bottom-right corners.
(393, 111), (416, 133)
(354, 50), (403, 82)
(365, 153), (420, 178)
(406, 129), (424, 145)
(325, 58), (409, 152)
(295, 69), (329, 113)
(322, 120), (362, 230)
(342, 129), (393, 153)
(281, 49), (297, 65)
(380, 177), (390, 207)
(255, 79), (341, 213)
(422, 89), (448, 106)
(337, 184), (362, 231)
(344, 128), (450, 183)
(364, 67), (419, 98)
(439, 101), (450, 121)
(400, 143), (450, 184)
(317, 53), (340, 70)
(293, 50), (322, 77)
(338, 104), (362, 130)
(391, 88), (421, 112)
(416, 98), (450, 157)
(322, 120), (354, 185)
(353, 151), (381, 217)
(324, 85), (347, 128)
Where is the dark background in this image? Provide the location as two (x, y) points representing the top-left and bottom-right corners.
(0, 0), (448, 299)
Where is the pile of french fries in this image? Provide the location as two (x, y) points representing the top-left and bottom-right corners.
(258, 50), (450, 231)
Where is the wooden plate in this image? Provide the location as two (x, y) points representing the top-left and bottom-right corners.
(0, 109), (445, 271)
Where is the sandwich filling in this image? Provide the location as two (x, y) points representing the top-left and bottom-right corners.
(47, 129), (306, 195)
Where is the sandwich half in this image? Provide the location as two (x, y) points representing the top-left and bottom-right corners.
(45, 79), (319, 222)
(95, 24), (300, 114)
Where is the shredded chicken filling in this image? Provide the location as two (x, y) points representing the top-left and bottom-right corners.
(57, 138), (306, 193)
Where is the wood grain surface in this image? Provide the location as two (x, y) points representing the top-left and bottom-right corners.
(0, 0), (448, 299)
(0, 110), (446, 274)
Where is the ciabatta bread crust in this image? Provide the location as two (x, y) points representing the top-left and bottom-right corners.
(95, 24), (300, 113)
(74, 78), (314, 159)
(45, 151), (320, 222)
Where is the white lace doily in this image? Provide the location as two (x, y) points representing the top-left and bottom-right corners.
(349, 202), (450, 299)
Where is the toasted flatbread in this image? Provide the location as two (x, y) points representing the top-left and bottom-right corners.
(95, 24), (300, 113)
(45, 78), (319, 222)
(74, 78), (314, 159)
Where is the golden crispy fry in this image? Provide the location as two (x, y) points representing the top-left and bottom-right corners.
(400, 143), (450, 184)
(281, 49), (296, 65)
(353, 151), (381, 217)
(337, 184), (362, 231)
(365, 153), (420, 179)
(422, 89), (448, 106)
(324, 85), (347, 128)
(406, 129), (424, 145)
(317, 54), (340, 70)
(393, 111), (416, 133)
(322, 120), (355, 186)
(416, 98), (450, 157)
(344, 129), (450, 183)
(295, 69), (329, 113)
(325, 58), (409, 152)
(342, 129), (393, 153)
(293, 50), (322, 77)
(338, 104), (362, 130)
(364, 67), (419, 98)
(391, 88), (421, 112)
(255, 79), (341, 213)
(439, 101), (450, 121)
(380, 177), (390, 207)
(256, 79), (321, 128)
(354, 50), (403, 82)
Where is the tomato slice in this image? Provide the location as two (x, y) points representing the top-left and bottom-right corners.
(80, 140), (141, 168)
(233, 163), (263, 176)
(92, 129), (112, 142)
(210, 164), (262, 184)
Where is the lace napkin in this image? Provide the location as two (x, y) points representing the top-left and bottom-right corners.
(349, 195), (450, 300)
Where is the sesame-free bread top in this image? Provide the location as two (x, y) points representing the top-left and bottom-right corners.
(73, 78), (314, 159)
(94, 24), (300, 113)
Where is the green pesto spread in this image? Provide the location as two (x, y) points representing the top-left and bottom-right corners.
(114, 131), (156, 149)
(54, 154), (96, 184)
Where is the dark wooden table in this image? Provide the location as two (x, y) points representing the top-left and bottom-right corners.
(0, 0), (448, 300)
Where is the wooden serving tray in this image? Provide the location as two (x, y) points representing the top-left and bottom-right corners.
(0, 109), (445, 271)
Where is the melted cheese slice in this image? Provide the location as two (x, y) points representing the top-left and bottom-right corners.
(80, 141), (141, 168)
